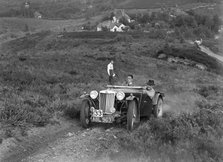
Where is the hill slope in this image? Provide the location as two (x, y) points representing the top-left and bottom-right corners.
(1, 31), (223, 162)
(119, 0), (220, 8)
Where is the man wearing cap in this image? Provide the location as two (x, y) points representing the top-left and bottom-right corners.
(107, 60), (115, 85)
(144, 80), (155, 99)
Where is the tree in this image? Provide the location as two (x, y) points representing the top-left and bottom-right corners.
(119, 16), (129, 26)
(137, 13), (150, 24)
(101, 26), (109, 31)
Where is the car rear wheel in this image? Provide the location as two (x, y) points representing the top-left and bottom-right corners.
(153, 97), (163, 118)
(127, 100), (138, 131)
(80, 100), (91, 128)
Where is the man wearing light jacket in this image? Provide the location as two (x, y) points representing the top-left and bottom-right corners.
(107, 60), (115, 85)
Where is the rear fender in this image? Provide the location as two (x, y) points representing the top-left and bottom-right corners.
(152, 93), (164, 105)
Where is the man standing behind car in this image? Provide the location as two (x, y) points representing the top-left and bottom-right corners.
(107, 60), (115, 85)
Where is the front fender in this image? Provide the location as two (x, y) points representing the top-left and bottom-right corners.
(80, 96), (96, 108)
(152, 93), (164, 105)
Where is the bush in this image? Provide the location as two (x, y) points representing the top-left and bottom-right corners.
(193, 26), (214, 38)
(119, 104), (223, 161)
(148, 29), (166, 39)
(0, 100), (51, 127)
(198, 85), (219, 98)
(162, 46), (223, 75)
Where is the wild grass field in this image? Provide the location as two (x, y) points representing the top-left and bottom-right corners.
(0, 15), (104, 44)
(0, 0), (83, 18)
(0, 0), (117, 19)
(0, 0), (222, 161)
(0, 31), (223, 161)
(119, 0), (221, 9)
(0, 0), (221, 19)
(0, 30), (223, 130)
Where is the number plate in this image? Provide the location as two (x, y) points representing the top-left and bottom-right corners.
(92, 109), (103, 117)
(92, 116), (114, 123)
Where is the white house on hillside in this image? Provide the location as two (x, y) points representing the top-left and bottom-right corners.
(97, 21), (126, 32)
(110, 23), (126, 32)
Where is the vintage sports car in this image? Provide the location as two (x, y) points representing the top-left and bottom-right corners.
(80, 84), (164, 130)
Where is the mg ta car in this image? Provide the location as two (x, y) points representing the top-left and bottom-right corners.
(80, 85), (164, 130)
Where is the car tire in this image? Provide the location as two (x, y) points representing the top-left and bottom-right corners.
(80, 100), (91, 128)
(153, 97), (163, 118)
(127, 100), (137, 131)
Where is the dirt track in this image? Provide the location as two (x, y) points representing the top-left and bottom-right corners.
(2, 120), (125, 162)
(1, 99), (188, 162)
(200, 45), (223, 63)
(1, 120), (84, 162)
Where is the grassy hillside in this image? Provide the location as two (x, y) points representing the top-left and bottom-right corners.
(119, 0), (221, 8)
(0, 31), (223, 160)
(0, 0), (116, 19)
(0, 16), (103, 43)
(0, 0), (83, 17)
(0, 0), (221, 19)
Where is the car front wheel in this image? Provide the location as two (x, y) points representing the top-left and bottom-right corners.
(153, 97), (163, 118)
(127, 100), (138, 131)
(80, 100), (91, 128)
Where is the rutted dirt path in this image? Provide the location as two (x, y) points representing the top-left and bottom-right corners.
(1, 119), (84, 162)
(200, 45), (223, 63)
(1, 119), (124, 162)
(23, 126), (123, 162)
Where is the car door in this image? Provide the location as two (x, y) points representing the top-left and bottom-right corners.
(140, 92), (153, 117)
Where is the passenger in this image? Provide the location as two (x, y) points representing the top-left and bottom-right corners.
(145, 80), (155, 99)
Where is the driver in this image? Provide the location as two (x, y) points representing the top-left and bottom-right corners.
(144, 80), (155, 99)
(122, 74), (134, 86)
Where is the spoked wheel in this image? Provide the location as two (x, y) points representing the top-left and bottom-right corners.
(127, 100), (138, 131)
(80, 100), (91, 128)
(153, 97), (163, 118)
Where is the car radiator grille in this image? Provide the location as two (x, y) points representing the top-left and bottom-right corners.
(99, 93), (115, 114)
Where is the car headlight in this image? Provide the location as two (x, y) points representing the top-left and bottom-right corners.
(116, 91), (125, 101)
(90, 90), (98, 99)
